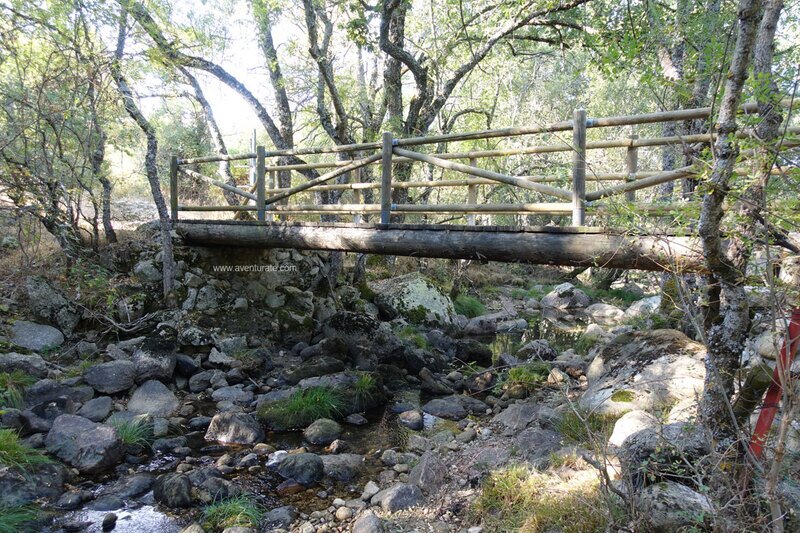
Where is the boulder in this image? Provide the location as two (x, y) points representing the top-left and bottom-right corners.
(189, 369), (227, 392)
(321, 453), (364, 482)
(0, 462), (66, 506)
(205, 412), (264, 445)
(623, 296), (661, 321)
(371, 482), (423, 512)
(398, 410), (424, 431)
(211, 385), (254, 404)
(24, 277), (79, 335)
(76, 396), (112, 422)
(516, 339), (558, 361)
(353, 512), (384, 533)
(422, 397), (466, 420)
(540, 283), (591, 309)
(579, 329), (706, 416)
(608, 410), (658, 447)
(84, 361), (136, 394)
(584, 303), (624, 323)
(153, 473), (193, 508)
(263, 506), (297, 530)
(132, 350), (176, 383)
(370, 273), (455, 326)
(409, 452), (447, 493)
(304, 418), (342, 446)
(276, 453), (324, 487)
(127, 380), (179, 417)
(45, 414), (123, 473)
(282, 356), (345, 385)
(638, 481), (713, 532)
(492, 402), (540, 433)
(0, 352), (48, 378)
(133, 260), (162, 282)
(9, 321), (64, 352)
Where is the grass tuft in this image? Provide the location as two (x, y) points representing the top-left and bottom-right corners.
(0, 371), (36, 410)
(258, 386), (345, 429)
(397, 325), (428, 349)
(0, 504), (39, 533)
(557, 409), (619, 447)
(496, 362), (551, 395)
(353, 372), (377, 403)
(453, 294), (486, 318)
(203, 495), (264, 531)
(0, 429), (50, 471)
(110, 418), (155, 448)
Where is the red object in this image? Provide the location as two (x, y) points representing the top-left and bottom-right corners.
(749, 308), (800, 459)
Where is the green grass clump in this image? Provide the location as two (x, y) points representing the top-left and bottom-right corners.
(574, 335), (601, 356)
(397, 325), (428, 349)
(0, 505), (39, 533)
(453, 294), (486, 318)
(580, 285), (642, 307)
(472, 465), (608, 532)
(0, 371), (36, 410)
(497, 362), (551, 394)
(557, 410), (619, 447)
(258, 386), (345, 429)
(110, 419), (155, 448)
(0, 429), (50, 471)
(203, 495), (264, 531)
(354, 372), (377, 403)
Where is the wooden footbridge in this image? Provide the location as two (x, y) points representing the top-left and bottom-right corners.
(170, 103), (798, 272)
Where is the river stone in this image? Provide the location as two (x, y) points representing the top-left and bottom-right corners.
(100, 473), (155, 500)
(353, 512), (384, 533)
(153, 473), (193, 508)
(0, 462), (66, 506)
(579, 329), (706, 416)
(540, 283), (591, 309)
(0, 352), (48, 378)
(76, 396), (112, 422)
(492, 402), (539, 432)
(263, 506), (297, 529)
(189, 369), (227, 392)
(276, 452), (324, 486)
(370, 273), (455, 326)
(10, 320), (64, 352)
(205, 412), (264, 444)
(516, 339), (558, 361)
(321, 453), (364, 482)
(638, 481), (713, 532)
(84, 360), (136, 394)
(127, 380), (179, 417)
(422, 397), (466, 420)
(398, 410), (423, 430)
(45, 414), (123, 473)
(211, 385), (253, 404)
(282, 356), (345, 385)
(585, 303), (625, 322)
(132, 349), (176, 383)
(304, 418), (342, 446)
(409, 452), (447, 493)
(371, 482), (423, 512)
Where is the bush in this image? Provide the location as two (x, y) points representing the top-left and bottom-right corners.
(0, 371), (36, 410)
(258, 386), (345, 429)
(0, 429), (49, 471)
(454, 294), (486, 318)
(0, 505), (39, 533)
(203, 495), (263, 531)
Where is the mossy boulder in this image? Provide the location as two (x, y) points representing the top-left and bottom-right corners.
(370, 273), (455, 326)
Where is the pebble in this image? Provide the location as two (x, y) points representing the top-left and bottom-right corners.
(335, 506), (354, 521)
(332, 498), (346, 508)
(101, 513), (117, 532)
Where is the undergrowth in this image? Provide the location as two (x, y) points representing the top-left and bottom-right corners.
(203, 495), (263, 531)
(0, 429), (50, 471)
(258, 386), (345, 428)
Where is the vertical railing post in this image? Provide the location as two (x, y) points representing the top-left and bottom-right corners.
(267, 168), (276, 222)
(169, 155), (179, 222)
(626, 134), (638, 203)
(380, 132), (393, 225)
(352, 168), (363, 224)
(571, 108), (587, 226)
(467, 157), (478, 226)
(256, 146), (266, 222)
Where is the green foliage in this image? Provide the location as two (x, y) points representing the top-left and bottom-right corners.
(68, 259), (118, 313)
(496, 362), (551, 394)
(258, 386), (345, 429)
(0, 429), (50, 471)
(0, 505), (39, 533)
(353, 372), (377, 403)
(574, 335), (601, 356)
(453, 294), (486, 318)
(110, 419), (155, 448)
(579, 285), (642, 307)
(397, 325), (428, 349)
(610, 389), (635, 403)
(472, 465), (608, 532)
(203, 495), (264, 531)
(0, 371), (36, 410)
(557, 410), (619, 447)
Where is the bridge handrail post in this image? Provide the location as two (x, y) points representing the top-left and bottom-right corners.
(571, 109), (587, 226)
(467, 157), (478, 225)
(626, 134), (638, 202)
(352, 167), (363, 224)
(256, 146), (266, 222)
(380, 131), (393, 225)
(169, 155), (179, 222)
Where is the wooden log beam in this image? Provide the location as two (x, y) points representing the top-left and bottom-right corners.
(179, 168), (257, 201)
(175, 221), (705, 272)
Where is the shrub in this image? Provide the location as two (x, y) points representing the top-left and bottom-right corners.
(0, 371), (35, 410)
(110, 418), (154, 448)
(258, 386), (344, 429)
(0, 429), (50, 471)
(203, 495), (263, 531)
(454, 294), (486, 318)
(0, 505), (39, 533)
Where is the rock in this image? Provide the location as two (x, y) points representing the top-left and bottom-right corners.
(205, 412), (264, 445)
(454, 339), (494, 367)
(45, 415), (123, 473)
(321, 453), (364, 482)
(371, 482), (423, 512)
(0, 352), (48, 378)
(608, 410), (658, 447)
(516, 339), (557, 361)
(620, 422), (712, 487)
(463, 311), (515, 336)
(84, 361), (136, 394)
(346, 413), (369, 425)
(623, 296), (661, 320)
(422, 398), (467, 420)
(361, 481), (380, 501)
(751, 330), (782, 360)
(127, 380), (179, 417)
(409, 452), (447, 493)
(352, 512), (383, 533)
(370, 273), (455, 326)
(263, 506), (297, 529)
(178, 326), (213, 348)
(514, 428), (563, 464)
(132, 350), (176, 383)
(585, 303), (624, 323)
(9, 320), (64, 352)
(174, 354), (200, 377)
(179, 525), (205, 533)
(77, 396), (112, 422)
(25, 276), (79, 335)
(418, 367), (454, 395)
(579, 329), (706, 416)
(0, 462), (66, 506)
(398, 410), (424, 430)
(153, 473), (193, 508)
(101, 473), (155, 500)
(335, 506), (354, 521)
(276, 452), (324, 487)
(211, 385), (254, 404)
(540, 283), (591, 309)
(304, 418), (342, 446)
(638, 481), (713, 532)
(189, 369), (227, 392)
(282, 356), (345, 385)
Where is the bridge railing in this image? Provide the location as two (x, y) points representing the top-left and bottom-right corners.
(169, 101), (797, 227)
